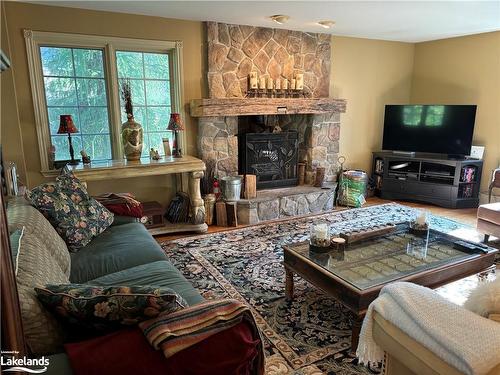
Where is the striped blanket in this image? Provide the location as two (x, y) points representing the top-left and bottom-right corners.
(139, 299), (265, 374)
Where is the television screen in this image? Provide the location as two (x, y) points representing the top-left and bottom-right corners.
(382, 105), (476, 155)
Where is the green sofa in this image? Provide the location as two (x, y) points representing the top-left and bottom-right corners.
(6, 196), (203, 373)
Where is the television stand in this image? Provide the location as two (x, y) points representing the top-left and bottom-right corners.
(372, 151), (483, 209)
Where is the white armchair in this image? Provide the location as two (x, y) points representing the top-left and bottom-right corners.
(357, 281), (500, 375)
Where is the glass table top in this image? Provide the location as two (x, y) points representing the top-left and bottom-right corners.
(286, 225), (490, 291)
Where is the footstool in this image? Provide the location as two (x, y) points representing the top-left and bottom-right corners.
(477, 202), (500, 242)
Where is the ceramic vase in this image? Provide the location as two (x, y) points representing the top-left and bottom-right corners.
(121, 116), (143, 161)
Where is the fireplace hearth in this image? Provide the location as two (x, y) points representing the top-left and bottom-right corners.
(239, 131), (298, 189)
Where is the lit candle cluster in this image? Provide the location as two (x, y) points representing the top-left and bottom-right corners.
(248, 72), (305, 97)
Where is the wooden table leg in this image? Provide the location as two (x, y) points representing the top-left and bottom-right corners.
(285, 267), (294, 300)
(188, 170), (206, 226)
(351, 314), (365, 354)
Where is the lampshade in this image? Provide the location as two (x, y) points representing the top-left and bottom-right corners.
(57, 114), (78, 134)
(167, 113), (184, 131)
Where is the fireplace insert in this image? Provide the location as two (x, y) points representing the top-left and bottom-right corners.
(239, 131), (299, 189)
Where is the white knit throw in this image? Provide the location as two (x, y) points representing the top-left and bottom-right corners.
(356, 282), (500, 375)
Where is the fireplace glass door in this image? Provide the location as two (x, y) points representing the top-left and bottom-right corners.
(239, 131), (299, 189)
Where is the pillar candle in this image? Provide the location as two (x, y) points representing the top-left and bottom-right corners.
(291, 79), (296, 90)
(295, 73), (304, 90)
(275, 78), (281, 90)
(267, 77), (273, 90)
(282, 78), (288, 90)
(249, 72), (258, 89)
(259, 77), (266, 89)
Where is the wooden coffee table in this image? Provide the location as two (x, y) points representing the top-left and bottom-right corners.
(283, 225), (497, 351)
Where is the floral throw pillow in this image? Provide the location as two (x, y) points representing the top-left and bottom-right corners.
(35, 284), (187, 331)
(27, 170), (114, 251)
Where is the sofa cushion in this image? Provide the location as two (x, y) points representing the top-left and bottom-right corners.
(36, 284), (187, 331)
(477, 202), (500, 225)
(87, 261), (203, 307)
(70, 223), (166, 283)
(6, 197), (71, 355)
(27, 170), (114, 251)
(64, 322), (259, 375)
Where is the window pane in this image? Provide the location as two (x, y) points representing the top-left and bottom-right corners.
(144, 53), (169, 79)
(76, 78), (107, 106)
(40, 47), (74, 77)
(148, 132), (169, 156)
(44, 77), (77, 106)
(51, 135), (82, 161)
(146, 80), (170, 106)
(116, 50), (171, 158)
(79, 107), (110, 134)
(83, 134), (112, 161)
(47, 107), (79, 135)
(116, 51), (144, 79)
(74, 49), (104, 78)
(146, 106), (170, 132)
(41, 47), (112, 161)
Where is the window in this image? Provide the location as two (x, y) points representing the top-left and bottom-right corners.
(40, 46), (112, 161)
(116, 51), (173, 157)
(24, 30), (184, 170)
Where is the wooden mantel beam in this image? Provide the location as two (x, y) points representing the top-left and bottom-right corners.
(190, 98), (347, 117)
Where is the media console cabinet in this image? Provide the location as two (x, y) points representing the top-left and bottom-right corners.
(372, 151), (483, 208)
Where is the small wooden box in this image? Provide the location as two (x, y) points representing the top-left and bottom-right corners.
(141, 201), (165, 229)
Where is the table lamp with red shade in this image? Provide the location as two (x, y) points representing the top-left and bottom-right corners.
(57, 114), (79, 165)
(167, 113), (184, 158)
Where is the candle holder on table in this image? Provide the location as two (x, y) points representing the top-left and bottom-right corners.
(409, 210), (430, 235)
(309, 222), (331, 253)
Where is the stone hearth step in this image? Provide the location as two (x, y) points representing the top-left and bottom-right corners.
(237, 184), (336, 225)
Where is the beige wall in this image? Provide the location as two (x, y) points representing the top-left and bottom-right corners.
(411, 31), (500, 192)
(2, 2), (498, 203)
(1, 1), (27, 183)
(331, 36), (415, 172)
(1, 1), (205, 204)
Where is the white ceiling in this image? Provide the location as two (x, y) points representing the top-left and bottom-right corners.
(20, 1), (500, 42)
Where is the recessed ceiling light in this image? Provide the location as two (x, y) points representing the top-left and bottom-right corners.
(317, 20), (335, 29)
(270, 15), (290, 25)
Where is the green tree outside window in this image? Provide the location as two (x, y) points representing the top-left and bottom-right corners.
(40, 46), (112, 161)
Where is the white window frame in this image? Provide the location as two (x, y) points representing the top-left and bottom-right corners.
(24, 29), (185, 171)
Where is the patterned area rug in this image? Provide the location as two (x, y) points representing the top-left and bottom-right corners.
(160, 203), (497, 375)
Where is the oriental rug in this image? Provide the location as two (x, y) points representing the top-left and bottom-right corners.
(160, 203), (497, 375)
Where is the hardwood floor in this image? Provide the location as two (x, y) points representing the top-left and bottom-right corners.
(155, 197), (479, 242)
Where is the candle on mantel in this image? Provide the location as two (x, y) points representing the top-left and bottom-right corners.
(259, 77), (266, 89)
(282, 78), (288, 90)
(275, 78), (281, 90)
(295, 74), (304, 90)
(291, 78), (296, 90)
(267, 77), (273, 90)
(249, 72), (258, 89)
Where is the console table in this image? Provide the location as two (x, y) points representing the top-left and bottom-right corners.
(42, 155), (207, 235)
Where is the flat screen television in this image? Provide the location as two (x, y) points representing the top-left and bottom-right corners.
(382, 104), (477, 156)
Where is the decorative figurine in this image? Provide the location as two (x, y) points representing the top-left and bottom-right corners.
(80, 150), (91, 164)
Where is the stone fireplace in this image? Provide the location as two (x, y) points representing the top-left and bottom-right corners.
(189, 21), (346, 224)
(197, 112), (341, 190)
